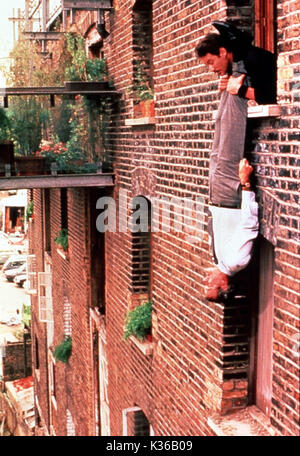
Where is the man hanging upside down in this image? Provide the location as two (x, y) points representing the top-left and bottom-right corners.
(195, 22), (276, 300)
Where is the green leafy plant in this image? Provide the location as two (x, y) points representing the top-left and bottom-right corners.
(0, 107), (11, 142)
(124, 300), (153, 341)
(130, 62), (154, 103)
(53, 336), (72, 364)
(54, 228), (68, 251)
(65, 32), (107, 82)
(8, 97), (49, 156)
(22, 302), (31, 328)
(25, 201), (34, 221)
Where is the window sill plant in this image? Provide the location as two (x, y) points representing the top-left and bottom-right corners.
(53, 336), (72, 364)
(25, 200), (34, 222)
(123, 300), (153, 343)
(54, 228), (69, 259)
(130, 62), (155, 119)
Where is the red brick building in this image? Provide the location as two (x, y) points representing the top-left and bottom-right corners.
(18, 0), (300, 436)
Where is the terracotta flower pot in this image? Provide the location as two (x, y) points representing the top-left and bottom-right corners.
(141, 99), (155, 118)
(133, 100), (155, 118)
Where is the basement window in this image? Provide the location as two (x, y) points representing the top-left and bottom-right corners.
(122, 406), (154, 436)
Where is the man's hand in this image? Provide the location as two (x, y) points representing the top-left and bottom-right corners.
(218, 75), (229, 92)
(239, 158), (253, 186)
(227, 74), (245, 95)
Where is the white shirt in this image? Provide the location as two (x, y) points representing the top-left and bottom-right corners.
(209, 191), (259, 276)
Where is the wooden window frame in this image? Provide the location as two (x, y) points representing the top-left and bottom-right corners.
(249, 237), (274, 417)
(254, 0), (275, 53)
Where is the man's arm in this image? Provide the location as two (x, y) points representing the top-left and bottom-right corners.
(226, 74), (256, 100)
(226, 47), (276, 104)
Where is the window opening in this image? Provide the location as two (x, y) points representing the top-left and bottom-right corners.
(254, 237), (275, 417)
(90, 188), (106, 314)
(131, 0), (154, 111)
(131, 196), (152, 296)
(60, 188), (68, 231)
(122, 406), (153, 436)
(43, 189), (51, 253)
(35, 336), (40, 371)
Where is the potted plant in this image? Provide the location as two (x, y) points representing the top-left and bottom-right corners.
(53, 336), (72, 364)
(123, 300), (153, 342)
(25, 200), (34, 222)
(8, 97), (49, 176)
(54, 228), (69, 258)
(130, 63), (155, 118)
(0, 107), (14, 176)
(64, 32), (109, 92)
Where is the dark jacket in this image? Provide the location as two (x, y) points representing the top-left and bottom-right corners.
(238, 45), (277, 105)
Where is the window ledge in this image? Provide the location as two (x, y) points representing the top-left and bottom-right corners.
(125, 117), (156, 126)
(56, 248), (69, 261)
(212, 104), (280, 120)
(247, 104), (280, 118)
(207, 406), (279, 436)
(129, 336), (154, 356)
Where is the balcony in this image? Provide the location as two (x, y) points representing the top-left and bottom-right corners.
(0, 173), (114, 191)
(0, 83), (119, 104)
(0, 83), (119, 190)
(46, 0), (113, 29)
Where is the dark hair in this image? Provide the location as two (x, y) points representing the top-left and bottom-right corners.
(195, 33), (231, 57)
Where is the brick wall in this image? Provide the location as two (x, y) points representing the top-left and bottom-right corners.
(103, 0), (299, 436)
(28, 0), (299, 437)
(30, 189), (50, 432)
(251, 0), (300, 435)
(30, 188), (96, 435)
(3, 340), (31, 381)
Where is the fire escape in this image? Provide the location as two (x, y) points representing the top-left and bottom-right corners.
(0, 1), (117, 191)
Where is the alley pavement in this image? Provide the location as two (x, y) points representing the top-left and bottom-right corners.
(0, 271), (29, 343)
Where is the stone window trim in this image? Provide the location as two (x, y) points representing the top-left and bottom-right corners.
(49, 350), (57, 411)
(247, 104), (280, 118)
(207, 405), (279, 436)
(128, 335), (154, 356)
(212, 104), (281, 120)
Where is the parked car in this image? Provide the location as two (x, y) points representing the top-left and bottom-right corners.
(4, 261), (26, 282)
(0, 231), (9, 242)
(2, 254), (27, 273)
(0, 248), (19, 265)
(14, 271), (27, 288)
